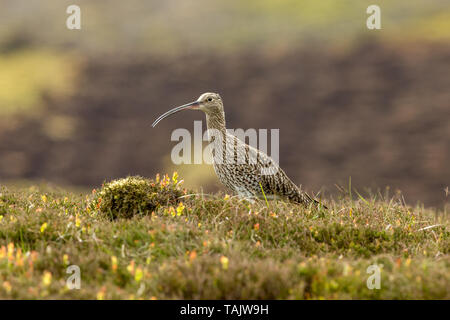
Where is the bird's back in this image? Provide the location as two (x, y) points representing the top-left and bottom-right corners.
(211, 131), (315, 205)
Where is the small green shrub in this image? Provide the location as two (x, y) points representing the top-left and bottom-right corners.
(90, 174), (186, 219)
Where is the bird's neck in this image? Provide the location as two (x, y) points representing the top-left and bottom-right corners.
(205, 111), (226, 134)
(205, 111), (229, 164)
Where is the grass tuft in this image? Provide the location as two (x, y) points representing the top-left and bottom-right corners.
(89, 174), (186, 220)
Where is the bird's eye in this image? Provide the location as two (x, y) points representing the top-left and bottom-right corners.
(207, 97), (213, 102)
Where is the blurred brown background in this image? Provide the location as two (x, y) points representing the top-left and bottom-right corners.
(0, 1), (449, 207)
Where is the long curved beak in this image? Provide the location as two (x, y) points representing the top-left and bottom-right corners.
(152, 100), (200, 127)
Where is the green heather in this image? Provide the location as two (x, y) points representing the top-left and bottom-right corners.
(0, 174), (448, 299)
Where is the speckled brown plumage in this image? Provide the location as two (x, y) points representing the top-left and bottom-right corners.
(153, 92), (324, 207)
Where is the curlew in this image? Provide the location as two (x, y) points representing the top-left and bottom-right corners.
(152, 92), (325, 208)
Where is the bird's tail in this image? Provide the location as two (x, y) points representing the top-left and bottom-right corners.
(289, 188), (328, 209)
(305, 192), (328, 209)
(311, 197), (328, 209)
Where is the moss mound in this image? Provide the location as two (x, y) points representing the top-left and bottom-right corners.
(90, 174), (185, 219)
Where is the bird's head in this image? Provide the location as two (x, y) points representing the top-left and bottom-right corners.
(152, 92), (223, 127)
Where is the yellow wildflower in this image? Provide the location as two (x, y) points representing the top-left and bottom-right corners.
(127, 260), (135, 275)
(15, 249), (23, 267)
(75, 214), (81, 228)
(97, 286), (106, 300)
(63, 254), (69, 266)
(176, 202), (185, 216)
(220, 256), (229, 270)
(135, 267), (143, 282)
(111, 256), (118, 272)
(42, 271), (52, 287)
(40, 222), (48, 233)
(172, 172), (178, 184)
(7, 243), (14, 261)
(405, 258), (412, 267)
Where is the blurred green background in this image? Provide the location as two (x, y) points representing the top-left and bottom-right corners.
(0, 0), (449, 206)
